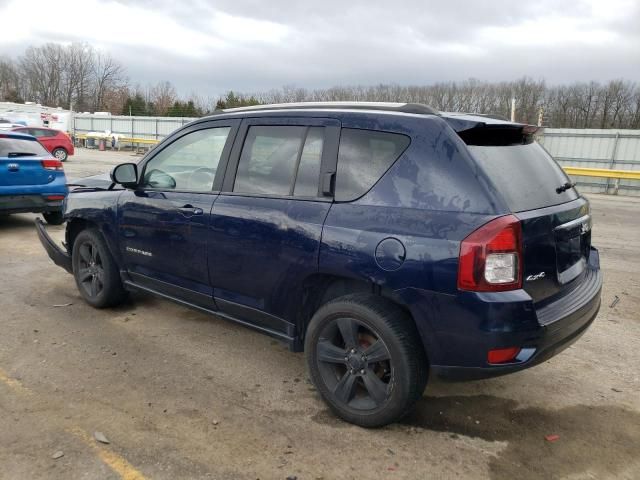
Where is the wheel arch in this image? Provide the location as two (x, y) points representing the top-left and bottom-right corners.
(66, 218), (122, 269)
(294, 273), (431, 361)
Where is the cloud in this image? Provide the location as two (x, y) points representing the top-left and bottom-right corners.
(1, 0), (638, 95)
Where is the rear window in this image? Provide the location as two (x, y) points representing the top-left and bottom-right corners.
(335, 128), (410, 201)
(0, 137), (50, 158)
(468, 142), (578, 212)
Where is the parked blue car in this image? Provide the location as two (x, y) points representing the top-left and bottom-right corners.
(36, 103), (602, 427)
(1, 131), (67, 224)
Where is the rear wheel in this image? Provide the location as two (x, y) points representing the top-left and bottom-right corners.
(305, 294), (428, 427)
(52, 148), (68, 162)
(43, 211), (64, 225)
(72, 229), (127, 308)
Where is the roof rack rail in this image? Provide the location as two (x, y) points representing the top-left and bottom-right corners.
(220, 101), (439, 115)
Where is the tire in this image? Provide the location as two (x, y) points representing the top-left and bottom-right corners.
(52, 148), (68, 162)
(305, 294), (428, 427)
(43, 211), (64, 225)
(72, 229), (127, 308)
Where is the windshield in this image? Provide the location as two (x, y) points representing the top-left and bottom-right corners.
(469, 142), (578, 212)
(0, 138), (51, 158)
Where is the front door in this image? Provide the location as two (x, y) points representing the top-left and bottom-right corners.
(118, 120), (239, 307)
(209, 117), (339, 336)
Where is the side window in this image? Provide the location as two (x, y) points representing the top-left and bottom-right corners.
(234, 126), (324, 197)
(142, 127), (230, 192)
(335, 128), (410, 201)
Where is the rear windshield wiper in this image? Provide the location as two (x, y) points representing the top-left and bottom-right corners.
(7, 152), (37, 157)
(556, 181), (576, 194)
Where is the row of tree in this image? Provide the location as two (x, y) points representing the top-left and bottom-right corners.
(0, 43), (126, 113)
(243, 80), (640, 128)
(1, 43), (640, 128)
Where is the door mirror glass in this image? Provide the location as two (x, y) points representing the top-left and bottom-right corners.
(110, 163), (138, 186)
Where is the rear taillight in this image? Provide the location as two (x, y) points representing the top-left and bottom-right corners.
(41, 159), (63, 171)
(457, 215), (522, 292)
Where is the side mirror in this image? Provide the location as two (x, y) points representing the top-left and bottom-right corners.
(110, 163), (138, 187)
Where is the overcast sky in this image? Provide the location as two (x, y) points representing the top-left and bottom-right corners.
(1, 0), (639, 96)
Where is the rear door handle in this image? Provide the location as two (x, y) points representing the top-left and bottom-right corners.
(178, 205), (203, 217)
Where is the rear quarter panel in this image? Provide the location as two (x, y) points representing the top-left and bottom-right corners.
(319, 114), (508, 361)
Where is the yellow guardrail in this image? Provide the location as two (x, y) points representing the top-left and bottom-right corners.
(563, 167), (640, 181)
(74, 133), (159, 145)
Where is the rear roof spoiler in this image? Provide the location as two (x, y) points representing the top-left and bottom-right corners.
(440, 113), (539, 146)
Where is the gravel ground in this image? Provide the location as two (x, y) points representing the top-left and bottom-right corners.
(0, 148), (639, 479)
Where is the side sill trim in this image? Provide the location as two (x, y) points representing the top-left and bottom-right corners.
(122, 279), (296, 347)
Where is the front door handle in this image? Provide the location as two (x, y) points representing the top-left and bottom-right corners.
(178, 205), (203, 217)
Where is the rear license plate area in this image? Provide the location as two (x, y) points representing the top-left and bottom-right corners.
(554, 215), (591, 284)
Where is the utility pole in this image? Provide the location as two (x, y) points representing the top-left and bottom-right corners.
(510, 97), (516, 122)
(538, 107), (544, 127)
(69, 101), (74, 136)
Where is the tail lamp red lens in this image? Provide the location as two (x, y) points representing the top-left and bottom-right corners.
(488, 347), (521, 364)
(41, 159), (63, 171)
(46, 195), (65, 201)
(458, 215), (522, 292)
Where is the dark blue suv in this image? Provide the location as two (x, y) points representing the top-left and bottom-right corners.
(37, 102), (602, 427)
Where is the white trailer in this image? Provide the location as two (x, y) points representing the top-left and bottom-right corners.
(0, 102), (73, 132)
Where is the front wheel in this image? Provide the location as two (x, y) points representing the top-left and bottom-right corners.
(305, 294), (428, 427)
(72, 229), (127, 308)
(52, 148), (68, 161)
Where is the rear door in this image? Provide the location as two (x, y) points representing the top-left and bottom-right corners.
(468, 141), (591, 304)
(34, 129), (57, 152)
(209, 117), (339, 336)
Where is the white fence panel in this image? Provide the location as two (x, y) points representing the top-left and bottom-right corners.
(538, 128), (640, 196)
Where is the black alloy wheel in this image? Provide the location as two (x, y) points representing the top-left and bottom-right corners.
(76, 239), (105, 299)
(72, 229), (127, 308)
(316, 317), (393, 410)
(305, 294), (428, 427)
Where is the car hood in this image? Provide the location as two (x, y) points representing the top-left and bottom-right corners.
(68, 173), (114, 190)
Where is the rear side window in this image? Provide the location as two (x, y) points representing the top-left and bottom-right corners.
(234, 126), (324, 197)
(335, 128), (410, 201)
(0, 137), (50, 157)
(37, 129), (57, 137)
(468, 142), (578, 212)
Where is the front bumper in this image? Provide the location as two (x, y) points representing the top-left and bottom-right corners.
(0, 194), (64, 215)
(35, 218), (72, 273)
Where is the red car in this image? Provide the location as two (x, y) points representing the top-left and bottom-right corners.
(11, 126), (74, 161)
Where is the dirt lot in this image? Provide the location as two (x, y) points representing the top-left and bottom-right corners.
(1, 148), (639, 479)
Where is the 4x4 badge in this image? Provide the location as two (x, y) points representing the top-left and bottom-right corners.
(526, 272), (546, 281)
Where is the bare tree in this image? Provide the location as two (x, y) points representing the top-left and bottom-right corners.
(92, 51), (125, 111)
(0, 57), (22, 102)
(20, 43), (65, 106)
(61, 43), (95, 111)
(150, 81), (177, 115)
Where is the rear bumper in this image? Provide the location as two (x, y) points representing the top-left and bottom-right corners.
(431, 288), (600, 380)
(401, 247), (603, 381)
(35, 218), (72, 273)
(0, 194), (64, 215)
